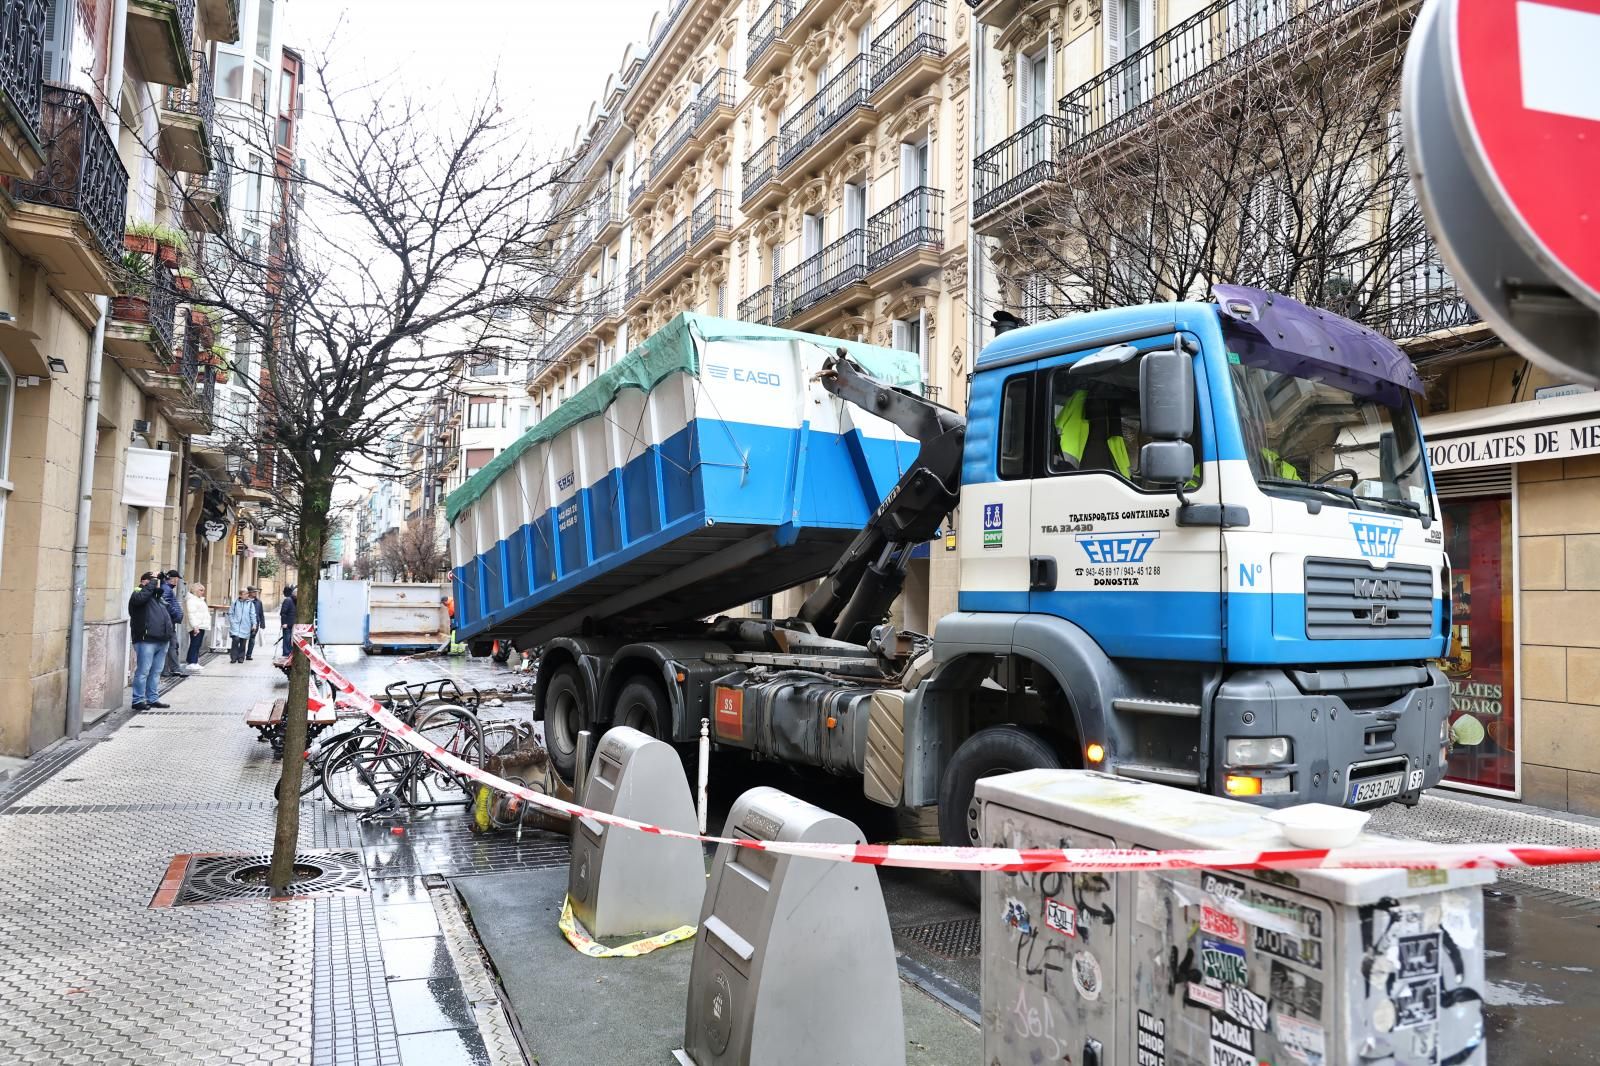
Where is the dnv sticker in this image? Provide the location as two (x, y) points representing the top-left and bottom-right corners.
(1075, 530), (1160, 564)
(1349, 514), (1403, 560)
(983, 503), (1004, 549)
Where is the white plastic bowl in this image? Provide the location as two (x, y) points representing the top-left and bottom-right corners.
(1264, 804), (1371, 849)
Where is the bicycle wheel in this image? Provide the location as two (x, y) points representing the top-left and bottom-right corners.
(322, 746), (419, 813)
(414, 705), (486, 795)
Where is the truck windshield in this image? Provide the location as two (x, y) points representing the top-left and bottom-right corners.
(1227, 353), (1430, 518)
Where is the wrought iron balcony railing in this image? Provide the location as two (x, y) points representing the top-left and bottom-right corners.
(742, 136), (779, 204)
(174, 0), (196, 64)
(15, 85), (130, 266)
(649, 69), (736, 182)
(651, 104), (698, 181)
(647, 0), (690, 57)
(629, 163), (649, 206)
(554, 109), (623, 215)
(746, 0), (794, 75)
(739, 285), (773, 326)
(0, 0), (45, 144)
(971, 112), (1068, 219)
(164, 50), (214, 129)
(779, 54), (872, 169)
(690, 189), (731, 246)
(870, 0), (945, 91)
(645, 219), (689, 285)
(868, 186), (944, 272)
(626, 261), (644, 303)
(1058, 0), (1344, 153)
(773, 229), (868, 322)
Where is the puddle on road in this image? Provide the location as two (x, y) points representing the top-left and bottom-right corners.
(1483, 979), (1562, 1007)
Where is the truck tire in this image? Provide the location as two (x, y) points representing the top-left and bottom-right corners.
(543, 666), (586, 782)
(614, 677), (667, 740)
(938, 725), (1064, 902)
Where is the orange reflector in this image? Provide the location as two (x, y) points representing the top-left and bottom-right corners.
(825, 716), (837, 729)
(1224, 774), (1263, 797)
(1086, 743), (1105, 764)
(675, 671), (686, 683)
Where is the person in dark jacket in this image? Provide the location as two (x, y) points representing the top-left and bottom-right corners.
(246, 587), (266, 660)
(162, 570), (186, 677)
(280, 586), (297, 658)
(129, 572), (175, 710)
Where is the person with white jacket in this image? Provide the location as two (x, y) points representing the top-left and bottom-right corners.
(184, 583), (211, 670)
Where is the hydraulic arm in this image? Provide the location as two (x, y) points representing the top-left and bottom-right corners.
(796, 352), (966, 645)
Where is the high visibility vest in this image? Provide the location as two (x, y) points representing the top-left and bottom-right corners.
(1054, 391), (1131, 479)
(1261, 448), (1299, 480)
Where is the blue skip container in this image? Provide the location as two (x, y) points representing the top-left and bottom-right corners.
(445, 313), (924, 646)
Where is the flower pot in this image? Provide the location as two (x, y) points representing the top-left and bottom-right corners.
(214, 370), (230, 384)
(175, 274), (194, 295)
(188, 308), (208, 327)
(198, 350), (218, 366)
(124, 234), (157, 255)
(111, 295), (151, 323)
(157, 242), (180, 269)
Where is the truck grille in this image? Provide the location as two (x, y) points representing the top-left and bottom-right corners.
(1304, 557), (1433, 640)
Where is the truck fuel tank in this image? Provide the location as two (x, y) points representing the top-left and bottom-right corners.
(709, 669), (875, 775)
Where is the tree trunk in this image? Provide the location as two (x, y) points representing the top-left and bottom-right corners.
(268, 471), (331, 895)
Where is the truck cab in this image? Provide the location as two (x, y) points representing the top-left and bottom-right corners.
(938, 286), (1451, 821)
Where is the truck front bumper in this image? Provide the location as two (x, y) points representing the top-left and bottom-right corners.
(1208, 664), (1452, 808)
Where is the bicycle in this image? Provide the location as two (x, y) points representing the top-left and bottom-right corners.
(320, 702), (488, 817)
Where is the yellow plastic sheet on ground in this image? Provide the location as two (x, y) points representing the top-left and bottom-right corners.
(557, 895), (696, 958)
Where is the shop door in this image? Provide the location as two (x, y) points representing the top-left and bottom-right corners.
(1436, 467), (1517, 795)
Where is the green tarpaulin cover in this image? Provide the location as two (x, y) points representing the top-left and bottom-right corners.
(445, 312), (923, 524)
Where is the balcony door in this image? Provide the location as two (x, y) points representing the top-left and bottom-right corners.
(1104, 0), (1152, 120)
(43, 0), (76, 84)
(1017, 45), (1052, 169)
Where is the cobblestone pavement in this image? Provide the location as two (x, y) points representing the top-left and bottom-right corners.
(0, 650), (564, 1066)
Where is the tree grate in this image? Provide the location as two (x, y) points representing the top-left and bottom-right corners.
(895, 916), (981, 959)
(170, 850), (368, 905)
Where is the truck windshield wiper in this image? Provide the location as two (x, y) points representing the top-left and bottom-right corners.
(1257, 476), (1371, 510)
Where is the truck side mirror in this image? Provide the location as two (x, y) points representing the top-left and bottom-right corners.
(1141, 440), (1195, 487)
(1139, 348), (1194, 441)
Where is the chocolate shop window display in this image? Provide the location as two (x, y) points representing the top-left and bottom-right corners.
(1438, 496), (1516, 794)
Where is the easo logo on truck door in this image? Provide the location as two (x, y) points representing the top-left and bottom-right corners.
(1349, 514), (1403, 560)
(705, 363), (781, 386)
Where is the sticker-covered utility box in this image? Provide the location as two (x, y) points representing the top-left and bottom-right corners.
(977, 771), (1490, 1066)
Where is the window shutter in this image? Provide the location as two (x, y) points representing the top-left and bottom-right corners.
(44, 0), (74, 83)
(892, 320), (911, 351)
(1044, 34), (1055, 113)
(1018, 50), (1035, 122)
(1434, 466), (1513, 499)
(1104, 2), (1124, 69)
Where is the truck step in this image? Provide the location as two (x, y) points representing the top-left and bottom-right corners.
(1112, 762), (1203, 787)
(1111, 698), (1201, 718)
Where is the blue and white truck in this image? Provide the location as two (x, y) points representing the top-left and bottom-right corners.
(447, 290), (1451, 872)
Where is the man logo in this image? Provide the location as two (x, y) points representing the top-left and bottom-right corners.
(1354, 578), (1402, 600)
(1075, 531), (1160, 564)
(1349, 514), (1403, 560)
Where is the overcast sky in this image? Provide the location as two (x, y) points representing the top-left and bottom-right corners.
(284, 0), (667, 148)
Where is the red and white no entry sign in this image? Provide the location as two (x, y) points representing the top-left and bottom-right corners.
(1453, 0), (1600, 303)
(1405, 0), (1600, 383)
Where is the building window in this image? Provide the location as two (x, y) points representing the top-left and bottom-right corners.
(468, 353), (499, 377)
(464, 447), (494, 477)
(233, 330), (252, 380)
(466, 397), (497, 429)
(215, 51), (246, 101)
(1019, 47), (1049, 124)
(1440, 493), (1517, 795)
(252, 66), (268, 112)
(892, 316), (923, 365)
(0, 354), (12, 578)
(255, 0), (274, 60)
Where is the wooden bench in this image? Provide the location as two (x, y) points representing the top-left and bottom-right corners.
(246, 698), (337, 759)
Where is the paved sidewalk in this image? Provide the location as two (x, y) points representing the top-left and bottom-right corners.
(0, 654), (563, 1066)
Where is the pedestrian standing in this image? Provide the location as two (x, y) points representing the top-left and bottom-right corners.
(184, 583), (210, 669)
(128, 572), (174, 710)
(280, 585), (297, 658)
(162, 570), (186, 677)
(227, 590), (255, 663)
(246, 587), (266, 660)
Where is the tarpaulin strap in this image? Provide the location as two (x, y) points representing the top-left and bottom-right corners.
(557, 896), (697, 958)
(291, 627), (1600, 876)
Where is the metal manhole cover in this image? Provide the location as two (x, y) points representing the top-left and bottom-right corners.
(166, 850), (367, 905)
(896, 917), (981, 959)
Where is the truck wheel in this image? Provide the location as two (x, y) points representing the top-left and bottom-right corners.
(938, 726), (1064, 902)
(614, 678), (667, 740)
(543, 667), (586, 782)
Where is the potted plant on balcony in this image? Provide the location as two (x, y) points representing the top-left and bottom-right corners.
(111, 253), (153, 323)
(175, 268), (198, 295)
(124, 220), (160, 256)
(189, 307), (214, 347)
(154, 226), (187, 269)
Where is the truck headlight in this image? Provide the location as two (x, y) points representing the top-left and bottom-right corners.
(1226, 737), (1291, 767)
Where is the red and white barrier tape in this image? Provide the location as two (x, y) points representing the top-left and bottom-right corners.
(290, 628), (1600, 875)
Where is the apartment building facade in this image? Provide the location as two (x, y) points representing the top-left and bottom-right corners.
(0, 0), (255, 756)
(967, 0), (1600, 814)
(530, 0), (973, 630)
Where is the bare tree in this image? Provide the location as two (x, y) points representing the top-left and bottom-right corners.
(377, 515), (449, 583)
(184, 64), (576, 892)
(991, 2), (1471, 344)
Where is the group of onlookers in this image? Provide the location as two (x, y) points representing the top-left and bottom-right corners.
(126, 571), (298, 711)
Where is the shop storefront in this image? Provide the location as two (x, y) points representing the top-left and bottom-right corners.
(1423, 390), (1600, 808)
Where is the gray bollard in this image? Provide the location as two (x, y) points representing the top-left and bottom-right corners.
(673, 786), (904, 1066)
(567, 726), (705, 939)
(574, 728), (592, 802)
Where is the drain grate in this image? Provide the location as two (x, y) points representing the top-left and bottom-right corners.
(165, 850), (367, 906)
(896, 916), (981, 960)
